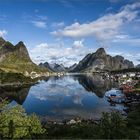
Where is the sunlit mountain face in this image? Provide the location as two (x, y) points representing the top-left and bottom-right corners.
(4, 75), (125, 122)
(0, 0), (140, 67)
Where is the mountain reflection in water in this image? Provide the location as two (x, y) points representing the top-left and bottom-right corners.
(73, 74), (118, 98)
(0, 86), (30, 105)
(0, 74), (123, 121)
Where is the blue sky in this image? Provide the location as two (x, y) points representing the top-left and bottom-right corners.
(0, 0), (140, 66)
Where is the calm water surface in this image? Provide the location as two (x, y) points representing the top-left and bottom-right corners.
(1, 74), (126, 121)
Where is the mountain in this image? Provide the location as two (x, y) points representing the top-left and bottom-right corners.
(68, 63), (77, 72)
(70, 48), (134, 72)
(0, 37), (49, 76)
(39, 62), (66, 72)
(73, 74), (116, 98)
(0, 84), (30, 104)
(136, 64), (140, 68)
(51, 63), (66, 72)
(39, 62), (55, 72)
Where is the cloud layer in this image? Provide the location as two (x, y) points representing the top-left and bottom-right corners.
(32, 21), (47, 28)
(29, 40), (92, 66)
(29, 2), (140, 66)
(51, 2), (140, 43)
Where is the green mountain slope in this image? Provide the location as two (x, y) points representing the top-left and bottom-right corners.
(0, 37), (50, 76)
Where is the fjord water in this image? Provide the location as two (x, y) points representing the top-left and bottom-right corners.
(1, 74), (125, 121)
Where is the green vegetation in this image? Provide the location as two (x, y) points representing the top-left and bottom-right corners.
(40, 112), (127, 139)
(132, 81), (140, 93)
(0, 38), (50, 74)
(0, 59), (51, 76)
(4, 41), (14, 47)
(0, 62), (49, 74)
(0, 42), (14, 50)
(0, 100), (139, 139)
(0, 101), (45, 139)
(134, 81), (140, 88)
(126, 105), (140, 138)
(0, 72), (35, 85)
(0, 69), (4, 72)
(41, 106), (140, 139)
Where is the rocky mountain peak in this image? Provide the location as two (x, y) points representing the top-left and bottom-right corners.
(114, 55), (124, 61)
(14, 41), (30, 58)
(70, 47), (134, 72)
(17, 41), (24, 45)
(95, 48), (106, 56)
(0, 39), (32, 64)
(15, 41), (26, 48)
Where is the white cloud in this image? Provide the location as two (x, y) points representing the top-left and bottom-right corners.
(123, 2), (140, 10)
(22, 13), (47, 28)
(28, 2), (140, 66)
(114, 37), (140, 43)
(51, 2), (140, 43)
(0, 30), (7, 37)
(52, 22), (65, 28)
(112, 35), (140, 46)
(73, 39), (84, 48)
(115, 34), (130, 39)
(29, 41), (92, 66)
(32, 21), (47, 28)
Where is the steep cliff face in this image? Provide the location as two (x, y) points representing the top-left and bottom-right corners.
(71, 48), (134, 72)
(0, 37), (49, 74)
(68, 63), (77, 72)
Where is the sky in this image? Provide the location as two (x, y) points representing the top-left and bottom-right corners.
(0, 0), (140, 66)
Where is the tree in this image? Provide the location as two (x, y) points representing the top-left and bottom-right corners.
(0, 102), (45, 139)
(95, 112), (127, 139)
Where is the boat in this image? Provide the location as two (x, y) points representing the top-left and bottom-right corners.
(105, 89), (126, 103)
(107, 96), (126, 103)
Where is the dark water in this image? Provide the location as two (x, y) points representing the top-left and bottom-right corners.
(0, 74), (126, 121)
